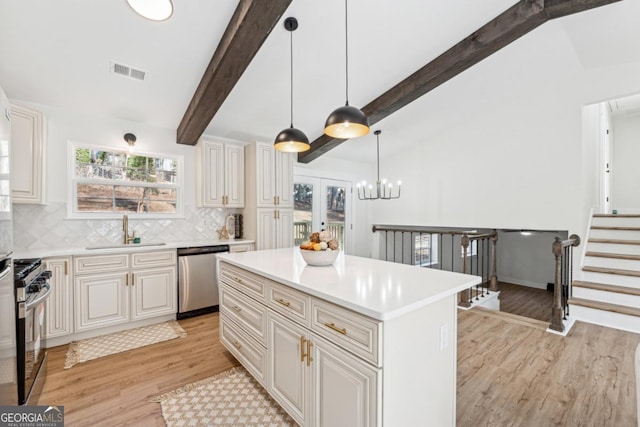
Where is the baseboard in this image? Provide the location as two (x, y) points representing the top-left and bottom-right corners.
(499, 277), (548, 290)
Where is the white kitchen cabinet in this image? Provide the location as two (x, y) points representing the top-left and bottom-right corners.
(10, 104), (46, 204)
(74, 250), (177, 332)
(197, 139), (244, 208)
(244, 142), (294, 250)
(44, 257), (73, 338)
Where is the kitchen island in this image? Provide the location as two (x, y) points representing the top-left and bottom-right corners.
(217, 247), (480, 427)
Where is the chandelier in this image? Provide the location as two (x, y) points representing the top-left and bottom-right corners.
(356, 130), (401, 200)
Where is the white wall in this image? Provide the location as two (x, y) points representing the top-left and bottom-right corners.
(612, 113), (640, 210)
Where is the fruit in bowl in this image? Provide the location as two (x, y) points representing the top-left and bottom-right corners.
(299, 231), (339, 266)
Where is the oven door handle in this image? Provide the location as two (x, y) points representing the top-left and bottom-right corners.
(25, 284), (52, 311)
(0, 264), (11, 281)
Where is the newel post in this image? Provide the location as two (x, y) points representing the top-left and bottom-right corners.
(550, 237), (564, 332)
(489, 229), (499, 292)
(458, 234), (471, 308)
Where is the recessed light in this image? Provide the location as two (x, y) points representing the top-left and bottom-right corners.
(126, 0), (173, 21)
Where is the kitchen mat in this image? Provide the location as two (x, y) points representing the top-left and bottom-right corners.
(64, 320), (186, 369)
(151, 366), (296, 427)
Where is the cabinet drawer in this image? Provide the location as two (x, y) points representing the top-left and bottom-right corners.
(229, 243), (254, 253)
(219, 262), (266, 303)
(131, 250), (176, 268)
(268, 281), (310, 327)
(74, 254), (129, 274)
(311, 299), (382, 367)
(220, 315), (267, 387)
(220, 283), (267, 345)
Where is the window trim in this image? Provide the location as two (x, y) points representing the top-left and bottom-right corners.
(67, 141), (185, 219)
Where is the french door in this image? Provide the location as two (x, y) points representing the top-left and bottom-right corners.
(293, 176), (352, 254)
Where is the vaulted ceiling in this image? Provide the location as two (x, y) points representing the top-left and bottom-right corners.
(1, 1), (639, 164)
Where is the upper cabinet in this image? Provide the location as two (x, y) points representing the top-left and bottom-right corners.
(253, 142), (293, 209)
(10, 104), (46, 204)
(197, 139), (244, 208)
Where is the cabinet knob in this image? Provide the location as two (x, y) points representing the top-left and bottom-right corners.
(232, 340), (242, 349)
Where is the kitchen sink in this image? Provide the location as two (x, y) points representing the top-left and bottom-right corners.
(85, 242), (167, 250)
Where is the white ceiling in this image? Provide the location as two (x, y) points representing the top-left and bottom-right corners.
(1, 0), (639, 164)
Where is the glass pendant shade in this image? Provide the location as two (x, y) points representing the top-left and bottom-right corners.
(126, 0), (173, 21)
(274, 126), (310, 152)
(324, 104), (369, 139)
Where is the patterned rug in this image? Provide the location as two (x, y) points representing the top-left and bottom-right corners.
(64, 321), (186, 369)
(151, 366), (297, 427)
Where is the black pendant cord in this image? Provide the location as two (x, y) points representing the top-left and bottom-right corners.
(344, 0), (349, 106)
(289, 28), (294, 128)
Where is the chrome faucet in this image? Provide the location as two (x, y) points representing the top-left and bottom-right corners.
(122, 214), (136, 244)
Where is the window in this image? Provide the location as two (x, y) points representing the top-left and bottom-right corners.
(414, 234), (438, 267)
(69, 143), (183, 217)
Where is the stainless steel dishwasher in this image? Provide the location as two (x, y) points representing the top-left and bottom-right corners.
(177, 245), (229, 319)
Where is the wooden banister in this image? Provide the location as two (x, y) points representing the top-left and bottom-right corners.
(550, 234), (580, 332)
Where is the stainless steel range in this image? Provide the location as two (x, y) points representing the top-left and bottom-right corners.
(13, 258), (51, 405)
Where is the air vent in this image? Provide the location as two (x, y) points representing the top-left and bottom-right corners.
(110, 61), (147, 81)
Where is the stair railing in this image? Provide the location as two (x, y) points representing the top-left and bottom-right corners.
(550, 234), (581, 332)
(371, 225), (498, 308)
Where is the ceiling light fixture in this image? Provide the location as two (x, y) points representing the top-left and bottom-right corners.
(356, 130), (401, 200)
(274, 17), (310, 153)
(126, 0), (173, 21)
(124, 133), (137, 153)
(324, 0), (369, 139)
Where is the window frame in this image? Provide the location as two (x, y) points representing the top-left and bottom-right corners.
(67, 141), (184, 219)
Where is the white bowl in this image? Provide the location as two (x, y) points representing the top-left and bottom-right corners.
(300, 248), (340, 266)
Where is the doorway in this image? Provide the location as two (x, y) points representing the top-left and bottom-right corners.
(293, 176), (352, 253)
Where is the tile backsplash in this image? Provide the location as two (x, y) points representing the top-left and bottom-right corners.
(13, 202), (237, 251)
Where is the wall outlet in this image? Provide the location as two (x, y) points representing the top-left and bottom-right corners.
(440, 324), (449, 351)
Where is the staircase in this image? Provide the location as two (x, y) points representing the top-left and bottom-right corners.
(569, 214), (640, 333)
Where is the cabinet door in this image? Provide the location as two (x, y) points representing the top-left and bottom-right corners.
(10, 104), (46, 204)
(267, 311), (309, 426)
(45, 257), (73, 338)
(75, 272), (129, 332)
(225, 144), (245, 208)
(311, 334), (380, 427)
(199, 140), (225, 207)
(131, 267), (177, 320)
(277, 209), (294, 249)
(256, 142), (277, 208)
(275, 151), (294, 208)
(257, 208), (277, 251)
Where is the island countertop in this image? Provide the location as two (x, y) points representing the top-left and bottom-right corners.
(217, 247), (481, 321)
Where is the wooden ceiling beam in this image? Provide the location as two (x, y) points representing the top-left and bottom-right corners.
(298, 0), (622, 163)
(177, 0), (292, 146)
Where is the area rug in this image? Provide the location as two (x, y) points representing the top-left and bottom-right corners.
(151, 366), (297, 427)
(64, 320), (186, 369)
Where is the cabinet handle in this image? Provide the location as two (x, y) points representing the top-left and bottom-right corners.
(273, 196), (277, 205)
(232, 305), (242, 312)
(131, 273), (134, 286)
(64, 260), (68, 276)
(306, 340), (313, 367)
(232, 340), (242, 349)
(324, 322), (347, 335)
(277, 195), (280, 205)
(273, 210), (277, 219)
(126, 274), (129, 287)
(234, 277), (243, 284)
(300, 336), (307, 362)
(275, 298), (290, 307)
(277, 210), (280, 220)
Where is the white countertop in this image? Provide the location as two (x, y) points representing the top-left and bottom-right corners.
(217, 247), (481, 321)
(13, 239), (255, 259)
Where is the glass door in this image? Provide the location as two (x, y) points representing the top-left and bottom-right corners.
(293, 176), (352, 253)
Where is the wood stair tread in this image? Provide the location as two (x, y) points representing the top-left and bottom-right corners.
(593, 214), (640, 218)
(470, 306), (549, 330)
(585, 251), (640, 261)
(591, 226), (640, 231)
(569, 297), (640, 318)
(572, 280), (640, 296)
(582, 266), (640, 277)
(588, 238), (640, 246)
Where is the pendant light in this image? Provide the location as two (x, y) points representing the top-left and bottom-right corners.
(324, 0), (369, 139)
(126, 0), (173, 21)
(274, 17), (310, 153)
(356, 130), (401, 200)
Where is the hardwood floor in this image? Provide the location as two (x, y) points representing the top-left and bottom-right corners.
(39, 311), (640, 426)
(38, 314), (239, 427)
(497, 281), (554, 322)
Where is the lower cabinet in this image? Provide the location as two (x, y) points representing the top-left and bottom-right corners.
(74, 250), (177, 333)
(44, 257), (73, 338)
